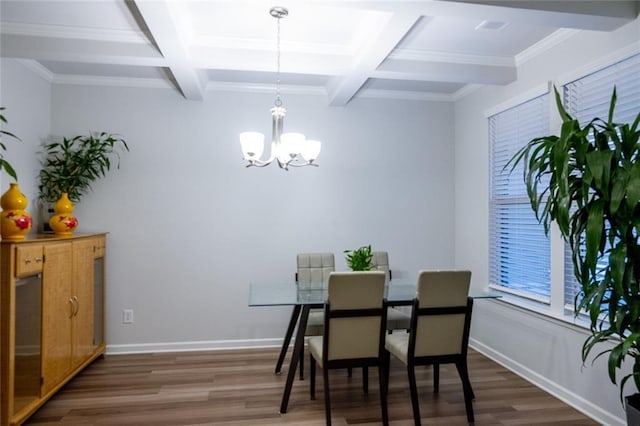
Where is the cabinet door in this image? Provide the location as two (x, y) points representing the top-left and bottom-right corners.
(71, 239), (95, 368)
(41, 242), (73, 396)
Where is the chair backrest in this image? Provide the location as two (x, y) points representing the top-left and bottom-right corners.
(411, 270), (471, 358)
(324, 271), (386, 361)
(296, 253), (335, 284)
(371, 251), (392, 281)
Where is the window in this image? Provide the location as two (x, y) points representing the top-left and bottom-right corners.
(489, 93), (551, 303)
(562, 53), (640, 311)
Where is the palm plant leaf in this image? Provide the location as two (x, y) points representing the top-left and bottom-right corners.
(39, 132), (129, 203)
(507, 86), (640, 400)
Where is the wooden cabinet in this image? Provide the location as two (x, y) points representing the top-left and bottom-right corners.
(1, 234), (106, 426)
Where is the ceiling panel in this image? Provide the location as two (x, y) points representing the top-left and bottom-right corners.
(1, 0), (637, 104)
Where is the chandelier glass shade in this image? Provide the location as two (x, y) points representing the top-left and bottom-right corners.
(239, 6), (321, 170)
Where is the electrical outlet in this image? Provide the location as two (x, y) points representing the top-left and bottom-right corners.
(122, 309), (134, 324)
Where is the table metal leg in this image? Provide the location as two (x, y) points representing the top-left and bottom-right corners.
(275, 305), (302, 374)
(280, 305), (311, 414)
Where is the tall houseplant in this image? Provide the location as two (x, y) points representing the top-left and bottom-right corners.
(39, 132), (129, 203)
(0, 107), (20, 181)
(507, 87), (640, 403)
(0, 108), (32, 240)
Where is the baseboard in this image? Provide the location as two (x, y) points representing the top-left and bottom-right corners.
(470, 338), (625, 426)
(106, 338), (282, 355)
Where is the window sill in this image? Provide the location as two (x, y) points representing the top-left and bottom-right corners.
(487, 291), (593, 334)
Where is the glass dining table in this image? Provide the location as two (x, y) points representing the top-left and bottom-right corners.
(248, 280), (499, 413)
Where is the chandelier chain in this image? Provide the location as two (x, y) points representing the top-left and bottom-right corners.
(274, 14), (282, 108)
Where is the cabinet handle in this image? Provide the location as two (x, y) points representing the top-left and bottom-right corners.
(24, 258), (32, 264)
(72, 296), (79, 316)
(35, 257), (43, 263)
(69, 297), (75, 317)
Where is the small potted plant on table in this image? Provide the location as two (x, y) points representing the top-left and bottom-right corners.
(344, 245), (373, 271)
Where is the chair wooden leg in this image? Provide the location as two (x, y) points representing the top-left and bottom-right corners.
(323, 365), (332, 426)
(362, 366), (369, 394)
(407, 364), (421, 426)
(433, 362), (440, 393)
(347, 367), (352, 377)
(310, 354), (316, 400)
(299, 347), (305, 380)
(455, 360), (475, 423)
(383, 352), (390, 397)
(378, 364), (389, 426)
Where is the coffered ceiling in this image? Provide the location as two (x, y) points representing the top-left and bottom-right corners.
(1, 1), (638, 104)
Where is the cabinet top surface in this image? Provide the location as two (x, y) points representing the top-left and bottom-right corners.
(1, 233), (107, 244)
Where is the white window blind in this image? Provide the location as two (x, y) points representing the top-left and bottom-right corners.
(563, 53), (640, 311)
(489, 93), (551, 302)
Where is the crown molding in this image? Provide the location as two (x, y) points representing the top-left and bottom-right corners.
(556, 41), (640, 87)
(515, 28), (581, 66)
(1, 22), (149, 44)
(390, 48), (514, 67)
(206, 81), (327, 97)
(358, 88), (453, 102)
(451, 84), (483, 101)
(52, 74), (173, 89)
(15, 59), (54, 82)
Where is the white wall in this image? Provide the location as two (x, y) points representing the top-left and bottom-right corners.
(454, 17), (640, 425)
(0, 59), (51, 210)
(44, 84), (455, 349)
(5, 15), (637, 424)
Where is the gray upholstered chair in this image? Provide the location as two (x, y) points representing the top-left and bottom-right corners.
(275, 253), (334, 378)
(371, 251), (411, 332)
(385, 270), (474, 425)
(309, 271), (389, 426)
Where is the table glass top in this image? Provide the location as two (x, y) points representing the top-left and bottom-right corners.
(248, 280), (500, 307)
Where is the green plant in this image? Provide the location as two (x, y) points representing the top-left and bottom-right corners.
(0, 107), (20, 181)
(507, 87), (640, 401)
(344, 245), (373, 271)
(38, 132), (129, 203)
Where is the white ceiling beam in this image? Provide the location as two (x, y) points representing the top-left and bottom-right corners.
(374, 59), (516, 85)
(133, 0), (204, 101)
(327, 12), (421, 106)
(0, 34), (165, 66)
(443, 0), (639, 30)
(189, 46), (350, 76)
(322, 0), (638, 31)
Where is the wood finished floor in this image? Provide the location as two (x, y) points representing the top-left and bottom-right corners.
(25, 347), (597, 425)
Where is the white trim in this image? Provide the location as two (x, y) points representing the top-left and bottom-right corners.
(206, 81), (327, 97)
(491, 294), (592, 331)
(53, 75), (174, 89)
(15, 59), (53, 82)
(489, 283), (550, 305)
(106, 338), (283, 355)
(358, 88), (452, 102)
(484, 81), (551, 118)
(0, 21), (149, 44)
(470, 338), (624, 426)
(515, 29), (581, 66)
(206, 81), (453, 102)
(390, 48), (514, 67)
(556, 42), (640, 87)
(451, 84), (483, 101)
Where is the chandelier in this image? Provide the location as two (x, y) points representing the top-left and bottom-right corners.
(239, 6), (321, 170)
